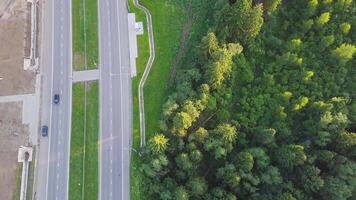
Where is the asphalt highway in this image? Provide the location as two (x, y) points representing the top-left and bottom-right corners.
(98, 0), (132, 200)
(38, 0), (73, 199)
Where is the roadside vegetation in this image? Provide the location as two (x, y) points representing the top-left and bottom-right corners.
(128, 2), (149, 197)
(69, 83), (85, 200)
(72, 0), (98, 70)
(70, 0), (99, 199)
(129, 0), (210, 199)
(140, 0), (356, 199)
(83, 82), (99, 199)
(69, 82), (99, 200)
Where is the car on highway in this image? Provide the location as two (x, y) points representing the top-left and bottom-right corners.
(41, 125), (48, 137)
(53, 94), (60, 104)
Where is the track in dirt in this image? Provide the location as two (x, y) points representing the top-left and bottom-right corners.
(168, 0), (193, 86)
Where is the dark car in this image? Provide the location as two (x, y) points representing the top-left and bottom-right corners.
(41, 125), (48, 137)
(53, 94), (60, 104)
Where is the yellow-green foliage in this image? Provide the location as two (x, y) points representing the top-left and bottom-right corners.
(340, 22), (351, 34)
(293, 96), (310, 111)
(309, 0), (319, 8)
(150, 134), (169, 154)
(291, 38), (302, 49)
(333, 43), (356, 62)
(303, 70), (315, 81)
(323, 0), (333, 4)
(283, 91), (293, 100)
(316, 12), (331, 25)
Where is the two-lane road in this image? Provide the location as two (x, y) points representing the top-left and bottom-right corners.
(36, 0), (72, 199)
(46, 0), (72, 199)
(98, 0), (132, 199)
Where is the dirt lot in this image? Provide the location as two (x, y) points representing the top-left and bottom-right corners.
(0, 0), (34, 96)
(0, 102), (29, 200)
(0, 0), (33, 199)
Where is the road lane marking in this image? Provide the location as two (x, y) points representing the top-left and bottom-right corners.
(67, 12), (74, 200)
(45, 0), (56, 198)
(107, 4), (115, 200)
(115, 0), (125, 197)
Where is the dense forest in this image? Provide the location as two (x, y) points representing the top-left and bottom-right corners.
(141, 0), (356, 199)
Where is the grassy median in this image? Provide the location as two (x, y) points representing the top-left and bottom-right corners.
(70, 0), (99, 199)
(72, 0), (98, 70)
(69, 82), (98, 200)
(83, 82), (99, 200)
(69, 83), (85, 200)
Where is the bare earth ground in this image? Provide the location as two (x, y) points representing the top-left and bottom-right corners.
(0, 102), (29, 200)
(0, 0), (33, 199)
(0, 0), (34, 96)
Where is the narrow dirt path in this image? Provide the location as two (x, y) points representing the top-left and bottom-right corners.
(169, 0), (193, 85)
(133, 0), (155, 148)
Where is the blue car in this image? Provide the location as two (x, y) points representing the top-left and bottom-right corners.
(53, 94), (60, 104)
(41, 125), (48, 137)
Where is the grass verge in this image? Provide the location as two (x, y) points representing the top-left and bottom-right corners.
(69, 83), (85, 200)
(69, 82), (99, 200)
(72, 0), (98, 70)
(83, 82), (99, 200)
(129, 0), (188, 199)
(70, 0), (99, 198)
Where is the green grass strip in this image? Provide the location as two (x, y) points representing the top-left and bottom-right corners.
(69, 82), (99, 200)
(69, 83), (85, 200)
(83, 82), (99, 200)
(72, 0), (98, 70)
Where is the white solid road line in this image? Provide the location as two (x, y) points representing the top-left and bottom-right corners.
(98, 0), (102, 197)
(67, 0), (74, 196)
(108, 6), (113, 200)
(45, 0), (55, 198)
(115, 0), (124, 197)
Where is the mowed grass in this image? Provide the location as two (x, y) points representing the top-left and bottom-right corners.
(129, 0), (187, 199)
(83, 82), (99, 200)
(69, 82), (99, 200)
(69, 83), (85, 200)
(72, 0), (98, 70)
(70, 0), (99, 198)
(129, 1), (149, 198)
